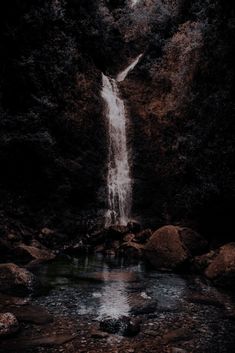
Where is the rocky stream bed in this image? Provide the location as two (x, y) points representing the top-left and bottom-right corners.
(0, 226), (235, 353)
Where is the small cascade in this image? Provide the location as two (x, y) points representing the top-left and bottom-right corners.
(117, 54), (143, 82)
(130, 0), (140, 8)
(101, 55), (143, 226)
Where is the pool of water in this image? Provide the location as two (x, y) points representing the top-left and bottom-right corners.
(34, 255), (231, 320)
(30, 255), (235, 352)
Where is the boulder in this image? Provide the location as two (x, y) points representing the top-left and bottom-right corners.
(100, 316), (140, 336)
(134, 229), (152, 244)
(13, 243), (55, 264)
(0, 312), (19, 336)
(144, 225), (207, 270)
(118, 242), (144, 259)
(144, 226), (189, 269)
(204, 243), (235, 287)
(0, 263), (40, 296)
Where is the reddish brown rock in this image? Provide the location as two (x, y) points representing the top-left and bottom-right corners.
(0, 312), (19, 336)
(204, 243), (235, 287)
(0, 263), (40, 296)
(193, 250), (216, 272)
(144, 225), (207, 270)
(13, 242), (55, 263)
(123, 233), (135, 243)
(144, 226), (189, 269)
(119, 242), (144, 259)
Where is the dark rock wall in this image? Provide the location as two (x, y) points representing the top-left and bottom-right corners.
(122, 0), (235, 241)
(0, 0), (234, 241)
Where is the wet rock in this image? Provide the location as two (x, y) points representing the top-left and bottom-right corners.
(7, 233), (21, 242)
(91, 330), (109, 339)
(8, 304), (53, 324)
(89, 229), (107, 246)
(106, 225), (130, 239)
(63, 241), (86, 256)
(131, 300), (158, 315)
(100, 316), (140, 336)
(187, 293), (224, 308)
(124, 233), (135, 243)
(204, 243), (235, 287)
(0, 333), (79, 350)
(134, 229), (152, 244)
(193, 250), (216, 272)
(0, 312), (19, 336)
(118, 242), (144, 259)
(40, 228), (55, 237)
(144, 226), (189, 270)
(171, 348), (188, 353)
(38, 228), (67, 248)
(144, 225), (206, 270)
(162, 327), (192, 344)
(104, 249), (116, 257)
(13, 243), (55, 264)
(0, 294), (29, 309)
(127, 221), (141, 234)
(0, 263), (40, 296)
(94, 244), (105, 253)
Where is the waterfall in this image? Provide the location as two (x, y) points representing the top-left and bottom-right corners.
(117, 54), (143, 82)
(101, 55), (143, 226)
(130, 0), (140, 8)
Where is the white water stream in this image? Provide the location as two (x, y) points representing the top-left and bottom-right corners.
(101, 54), (143, 226)
(130, 0), (140, 7)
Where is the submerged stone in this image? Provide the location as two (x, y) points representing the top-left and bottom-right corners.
(0, 312), (19, 336)
(100, 316), (140, 336)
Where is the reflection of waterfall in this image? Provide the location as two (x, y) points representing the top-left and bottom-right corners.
(97, 266), (130, 320)
(101, 54), (143, 226)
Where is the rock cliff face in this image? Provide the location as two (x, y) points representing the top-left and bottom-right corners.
(121, 0), (235, 241)
(0, 0), (234, 242)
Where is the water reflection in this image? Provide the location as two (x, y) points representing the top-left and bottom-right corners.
(97, 264), (130, 319)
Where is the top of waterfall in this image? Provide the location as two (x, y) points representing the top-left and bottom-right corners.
(116, 54), (143, 82)
(130, 0), (140, 7)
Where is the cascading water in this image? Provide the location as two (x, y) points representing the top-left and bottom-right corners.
(101, 54), (143, 226)
(130, 0), (140, 8)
